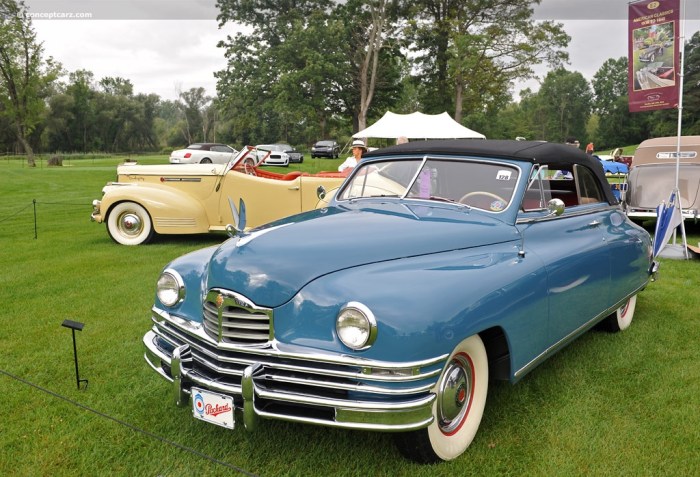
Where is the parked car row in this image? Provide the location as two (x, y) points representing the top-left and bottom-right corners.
(170, 141), (344, 166)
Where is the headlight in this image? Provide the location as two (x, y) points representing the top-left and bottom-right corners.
(156, 269), (185, 307)
(336, 301), (377, 350)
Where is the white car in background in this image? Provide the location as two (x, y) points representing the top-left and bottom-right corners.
(255, 144), (290, 166)
(169, 143), (238, 164)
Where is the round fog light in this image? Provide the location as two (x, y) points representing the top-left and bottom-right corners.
(336, 302), (377, 350)
(156, 269), (185, 307)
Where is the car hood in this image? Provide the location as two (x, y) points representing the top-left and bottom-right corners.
(205, 200), (519, 307)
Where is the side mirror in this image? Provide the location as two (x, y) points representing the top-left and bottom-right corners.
(547, 198), (565, 217)
(317, 185), (326, 200)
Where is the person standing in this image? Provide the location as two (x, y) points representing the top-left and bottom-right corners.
(338, 139), (367, 173)
(586, 142), (594, 154)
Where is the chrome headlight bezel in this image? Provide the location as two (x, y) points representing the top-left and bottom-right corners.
(336, 301), (378, 351)
(156, 269), (185, 307)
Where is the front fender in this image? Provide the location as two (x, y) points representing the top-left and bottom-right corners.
(272, 241), (549, 370)
(101, 184), (210, 234)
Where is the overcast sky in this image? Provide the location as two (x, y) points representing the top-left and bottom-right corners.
(25, 0), (700, 102)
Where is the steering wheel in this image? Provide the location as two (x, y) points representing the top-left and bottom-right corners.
(459, 191), (507, 207)
(243, 158), (257, 176)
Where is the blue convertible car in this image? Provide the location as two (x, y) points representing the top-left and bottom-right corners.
(144, 140), (656, 463)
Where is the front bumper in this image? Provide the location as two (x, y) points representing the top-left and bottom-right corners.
(144, 307), (445, 432)
(91, 200), (103, 223)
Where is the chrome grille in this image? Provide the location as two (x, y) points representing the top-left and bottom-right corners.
(202, 290), (272, 345)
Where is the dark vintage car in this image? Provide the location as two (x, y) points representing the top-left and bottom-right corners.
(311, 140), (340, 158)
(639, 43), (664, 62)
(143, 140), (656, 463)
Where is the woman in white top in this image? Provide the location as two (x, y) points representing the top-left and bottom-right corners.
(338, 139), (367, 173)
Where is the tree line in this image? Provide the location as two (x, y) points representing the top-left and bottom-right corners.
(1, 0), (699, 166)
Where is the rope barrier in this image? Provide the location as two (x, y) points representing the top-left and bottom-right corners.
(0, 368), (259, 476)
(0, 200), (93, 239)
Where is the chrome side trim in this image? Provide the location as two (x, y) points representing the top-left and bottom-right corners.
(517, 204), (620, 224)
(514, 282), (649, 380)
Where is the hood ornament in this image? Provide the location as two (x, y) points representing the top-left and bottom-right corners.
(226, 197), (247, 238)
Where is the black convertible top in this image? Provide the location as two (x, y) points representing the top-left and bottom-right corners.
(365, 139), (617, 204)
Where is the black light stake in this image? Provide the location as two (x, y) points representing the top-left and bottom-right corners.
(61, 319), (88, 390)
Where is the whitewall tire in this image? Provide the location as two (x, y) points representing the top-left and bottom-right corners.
(598, 295), (637, 332)
(394, 334), (488, 463)
(107, 202), (155, 245)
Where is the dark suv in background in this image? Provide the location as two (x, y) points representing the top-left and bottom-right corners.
(311, 140), (340, 158)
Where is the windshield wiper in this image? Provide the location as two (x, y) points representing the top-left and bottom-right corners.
(427, 196), (471, 208)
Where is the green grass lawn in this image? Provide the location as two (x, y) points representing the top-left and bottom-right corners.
(1, 155), (699, 476)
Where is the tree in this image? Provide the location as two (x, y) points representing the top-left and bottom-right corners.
(336, 0), (400, 132)
(215, 0), (403, 139)
(177, 87), (212, 144)
(591, 57), (652, 149)
(404, 0), (569, 122)
(649, 30), (700, 137)
(592, 57), (628, 115)
(536, 68), (593, 143)
(216, 1), (341, 142)
(0, 0), (61, 165)
(679, 31), (700, 135)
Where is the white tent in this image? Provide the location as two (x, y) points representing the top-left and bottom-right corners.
(352, 111), (485, 140)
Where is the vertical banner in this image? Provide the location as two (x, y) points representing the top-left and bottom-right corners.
(628, 0), (680, 112)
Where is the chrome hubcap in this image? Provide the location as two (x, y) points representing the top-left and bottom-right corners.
(437, 354), (473, 434)
(119, 213), (142, 236)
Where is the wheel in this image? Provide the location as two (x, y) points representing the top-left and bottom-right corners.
(597, 295), (637, 332)
(394, 335), (488, 463)
(200, 158), (212, 164)
(299, 157), (304, 164)
(107, 202), (154, 245)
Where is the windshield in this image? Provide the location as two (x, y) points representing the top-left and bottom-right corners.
(225, 145), (261, 172)
(337, 157), (520, 213)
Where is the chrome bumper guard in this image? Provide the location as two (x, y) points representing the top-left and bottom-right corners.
(143, 308), (446, 432)
(90, 200), (102, 223)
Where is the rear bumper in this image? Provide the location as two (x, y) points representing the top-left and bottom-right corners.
(143, 309), (444, 432)
(626, 207), (699, 220)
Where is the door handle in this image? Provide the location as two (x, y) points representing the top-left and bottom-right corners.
(588, 220), (601, 227)
(288, 186), (300, 191)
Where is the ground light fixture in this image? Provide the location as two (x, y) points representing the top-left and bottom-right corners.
(61, 319), (88, 390)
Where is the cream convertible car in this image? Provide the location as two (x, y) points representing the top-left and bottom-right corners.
(91, 146), (345, 245)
